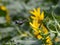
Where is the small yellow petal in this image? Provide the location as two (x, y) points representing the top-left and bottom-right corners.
(46, 38), (50, 42)
(40, 11), (44, 20)
(30, 22), (39, 32)
(31, 16), (35, 19)
(37, 35), (42, 40)
(34, 31), (39, 35)
(46, 36), (52, 44)
(33, 8), (37, 13)
(37, 7), (40, 14)
(29, 11), (36, 16)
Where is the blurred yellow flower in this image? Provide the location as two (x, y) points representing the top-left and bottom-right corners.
(29, 8), (52, 45)
(37, 35), (42, 40)
(46, 36), (52, 45)
(30, 7), (44, 21)
(0, 6), (7, 11)
(34, 30), (41, 35)
(0, 6), (11, 24)
(30, 19), (40, 32)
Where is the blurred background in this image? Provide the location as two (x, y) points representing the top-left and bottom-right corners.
(0, 0), (60, 45)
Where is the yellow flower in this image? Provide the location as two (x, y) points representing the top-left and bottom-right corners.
(30, 7), (44, 20)
(29, 8), (52, 45)
(0, 6), (8, 16)
(30, 19), (40, 32)
(29, 8), (45, 37)
(46, 36), (52, 45)
(37, 35), (42, 40)
(34, 30), (41, 35)
(0, 6), (7, 11)
(0, 6), (10, 24)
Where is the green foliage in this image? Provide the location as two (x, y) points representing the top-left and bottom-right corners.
(0, 10), (7, 16)
(0, 0), (60, 45)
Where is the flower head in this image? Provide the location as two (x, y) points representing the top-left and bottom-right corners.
(0, 6), (11, 24)
(0, 6), (7, 11)
(30, 8), (44, 21)
(29, 7), (52, 45)
(0, 6), (8, 16)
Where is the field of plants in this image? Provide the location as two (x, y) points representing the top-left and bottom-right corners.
(0, 0), (60, 45)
